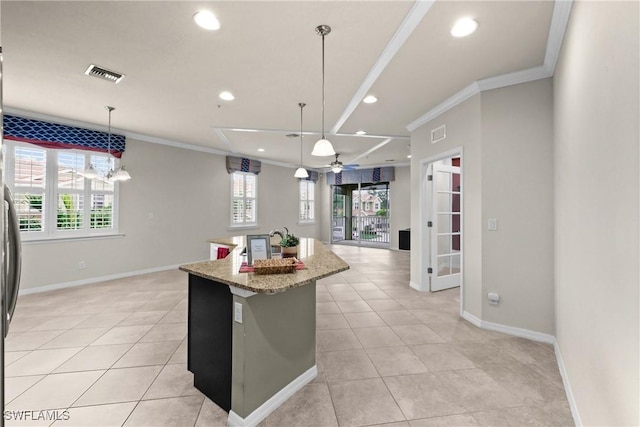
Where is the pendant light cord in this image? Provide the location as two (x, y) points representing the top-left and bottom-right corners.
(321, 33), (325, 140)
(299, 103), (305, 167)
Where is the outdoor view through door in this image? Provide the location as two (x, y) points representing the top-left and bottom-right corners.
(332, 182), (390, 247)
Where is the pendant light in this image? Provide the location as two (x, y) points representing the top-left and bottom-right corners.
(311, 25), (336, 157)
(104, 106), (131, 182)
(294, 103), (309, 178)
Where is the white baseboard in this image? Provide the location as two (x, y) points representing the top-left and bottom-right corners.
(18, 263), (184, 295)
(228, 365), (317, 427)
(461, 310), (580, 425)
(554, 340), (582, 426)
(409, 281), (424, 292)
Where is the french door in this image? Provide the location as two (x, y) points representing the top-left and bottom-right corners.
(430, 163), (461, 291)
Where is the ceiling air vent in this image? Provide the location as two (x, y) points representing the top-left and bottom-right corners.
(84, 64), (125, 84)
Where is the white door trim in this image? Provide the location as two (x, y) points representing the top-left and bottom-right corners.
(418, 147), (464, 316)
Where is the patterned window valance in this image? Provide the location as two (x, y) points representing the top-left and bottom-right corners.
(299, 170), (319, 183)
(225, 156), (262, 174)
(326, 167), (395, 185)
(3, 115), (126, 158)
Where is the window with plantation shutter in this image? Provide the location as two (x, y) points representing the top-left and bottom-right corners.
(6, 140), (120, 240)
(230, 172), (257, 227)
(299, 180), (315, 223)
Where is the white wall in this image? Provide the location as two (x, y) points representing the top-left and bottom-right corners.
(554, 1), (639, 425)
(410, 78), (555, 334)
(481, 78), (555, 335)
(20, 138), (322, 291)
(411, 95), (483, 317)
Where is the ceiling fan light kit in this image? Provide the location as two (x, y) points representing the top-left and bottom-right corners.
(311, 24), (336, 157)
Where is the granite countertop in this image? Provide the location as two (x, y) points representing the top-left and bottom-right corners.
(179, 236), (350, 294)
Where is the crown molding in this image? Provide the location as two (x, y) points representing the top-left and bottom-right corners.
(406, 0), (573, 133)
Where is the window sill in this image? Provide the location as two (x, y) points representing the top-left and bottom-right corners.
(227, 224), (260, 231)
(22, 233), (125, 245)
(297, 221), (316, 226)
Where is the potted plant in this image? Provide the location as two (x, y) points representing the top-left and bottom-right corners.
(279, 228), (300, 258)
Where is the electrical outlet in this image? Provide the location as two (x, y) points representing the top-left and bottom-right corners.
(488, 218), (498, 231)
(79, 261), (86, 270)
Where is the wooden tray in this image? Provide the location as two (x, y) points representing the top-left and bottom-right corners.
(252, 258), (298, 275)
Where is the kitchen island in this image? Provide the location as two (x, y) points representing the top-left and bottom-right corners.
(179, 236), (349, 427)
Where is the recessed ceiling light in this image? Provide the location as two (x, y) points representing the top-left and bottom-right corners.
(193, 11), (220, 30)
(451, 17), (478, 38)
(363, 95), (378, 104)
(219, 91), (235, 101)
(257, 148), (265, 152)
(356, 130), (366, 135)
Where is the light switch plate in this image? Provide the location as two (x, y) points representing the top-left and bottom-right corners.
(234, 302), (243, 323)
(488, 218), (498, 231)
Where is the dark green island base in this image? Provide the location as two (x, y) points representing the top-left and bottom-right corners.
(180, 237), (349, 426)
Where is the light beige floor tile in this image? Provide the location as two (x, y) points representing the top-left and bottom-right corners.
(329, 378), (405, 427)
(350, 283), (380, 292)
(470, 403), (573, 426)
(450, 342), (521, 368)
(489, 337), (557, 365)
(39, 328), (109, 349)
(365, 346), (429, 377)
(357, 290), (391, 300)
(264, 382), (338, 427)
(384, 373), (465, 420)
(167, 339), (188, 364)
(139, 323), (186, 342)
(195, 398), (228, 427)
(326, 283), (355, 292)
(315, 292), (335, 303)
(6, 330), (66, 351)
(426, 321), (488, 342)
(112, 341), (181, 368)
(4, 351), (31, 366)
(316, 302), (341, 314)
(53, 402), (137, 426)
(480, 364), (567, 405)
(8, 370), (105, 411)
(329, 290), (363, 302)
(317, 329), (362, 352)
(6, 348), (84, 377)
(344, 312), (386, 328)
(336, 300), (373, 313)
(5, 375), (44, 403)
(391, 324), (445, 345)
(318, 349), (379, 382)
(410, 343), (476, 372)
(353, 326), (404, 348)
(90, 325), (154, 346)
(434, 369), (523, 412)
(378, 310), (423, 326)
(367, 299), (405, 312)
(76, 312), (129, 329)
(54, 344), (133, 373)
(317, 314), (350, 330)
(409, 414), (480, 426)
(118, 311), (167, 326)
(7, 316), (51, 333)
(28, 315), (92, 332)
(73, 366), (163, 406)
(158, 309), (187, 324)
(143, 363), (201, 400)
(123, 395), (204, 426)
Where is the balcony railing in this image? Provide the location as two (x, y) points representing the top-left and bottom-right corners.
(332, 215), (390, 245)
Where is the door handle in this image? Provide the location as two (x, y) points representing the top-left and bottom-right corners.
(4, 185), (22, 336)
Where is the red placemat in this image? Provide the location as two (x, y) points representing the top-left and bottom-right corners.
(239, 261), (306, 273)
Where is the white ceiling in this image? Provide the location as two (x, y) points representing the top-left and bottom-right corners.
(1, 1), (559, 171)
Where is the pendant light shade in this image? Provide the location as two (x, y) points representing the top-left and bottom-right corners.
(312, 24), (335, 157)
(84, 106), (131, 182)
(294, 102), (309, 178)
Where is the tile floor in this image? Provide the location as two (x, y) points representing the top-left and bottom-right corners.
(4, 245), (574, 426)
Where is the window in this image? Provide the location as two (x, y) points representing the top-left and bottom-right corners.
(231, 172), (257, 226)
(299, 180), (315, 223)
(6, 140), (119, 240)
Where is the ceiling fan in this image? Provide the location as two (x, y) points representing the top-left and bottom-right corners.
(326, 153), (358, 173)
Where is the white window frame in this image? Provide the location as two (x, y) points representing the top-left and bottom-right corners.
(298, 180), (315, 224)
(5, 139), (121, 241)
(229, 171), (258, 228)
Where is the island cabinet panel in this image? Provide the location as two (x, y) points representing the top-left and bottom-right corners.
(188, 274), (233, 412)
(231, 283), (316, 418)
